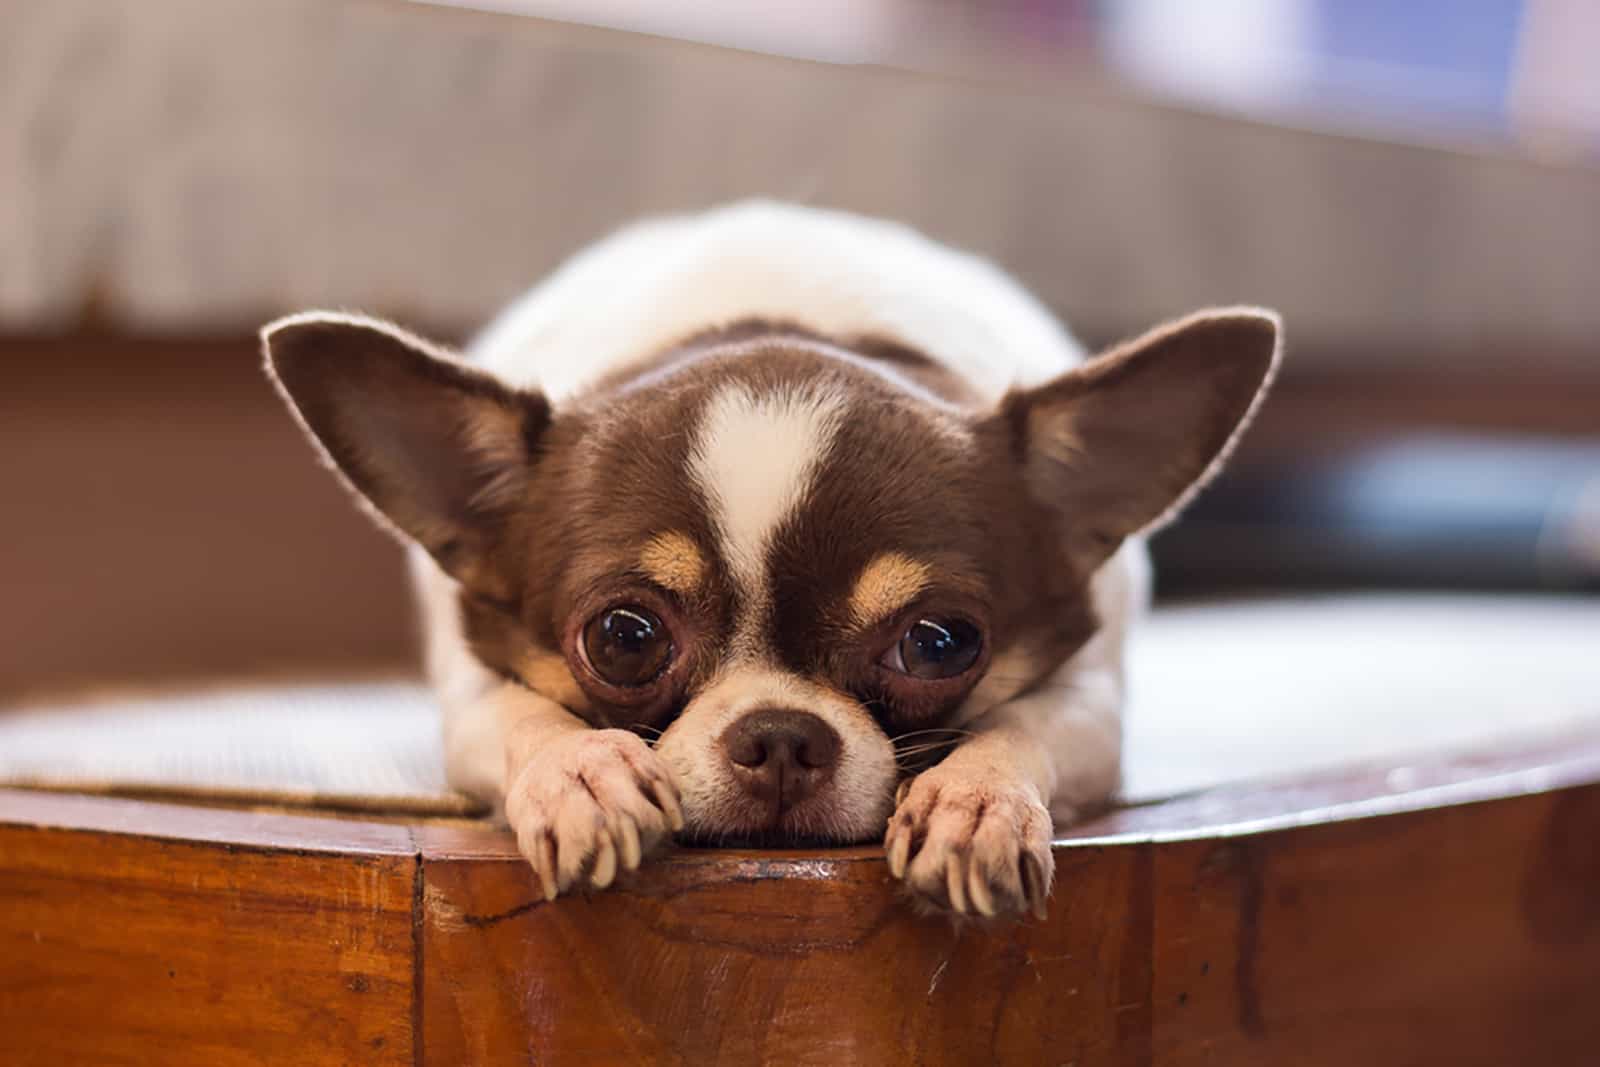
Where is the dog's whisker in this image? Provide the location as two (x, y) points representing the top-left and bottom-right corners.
(892, 742), (961, 758)
(892, 735), (961, 747)
(889, 727), (973, 739)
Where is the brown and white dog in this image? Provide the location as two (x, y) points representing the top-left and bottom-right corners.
(263, 201), (1278, 918)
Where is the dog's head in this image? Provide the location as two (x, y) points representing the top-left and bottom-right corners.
(264, 310), (1278, 844)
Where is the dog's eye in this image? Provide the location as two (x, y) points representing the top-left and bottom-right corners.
(582, 606), (673, 688)
(886, 617), (982, 680)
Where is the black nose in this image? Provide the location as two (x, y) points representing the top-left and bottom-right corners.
(719, 709), (841, 816)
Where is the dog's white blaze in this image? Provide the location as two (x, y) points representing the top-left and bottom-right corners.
(689, 383), (845, 636)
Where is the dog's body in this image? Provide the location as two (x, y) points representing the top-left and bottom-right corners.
(266, 201), (1278, 917)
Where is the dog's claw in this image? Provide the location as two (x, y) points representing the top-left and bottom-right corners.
(885, 825), (910, 879)
(505, 729), (680, 902)
(590, 830), (618, 889)
(1022, 851), (1050, 921)
(946, 855), (969, 914)
(645, 774), (686, 833)
(886, 768), (1053, 919)
(968, 862), (997, 918)
(617, 817), (642, 871)
(662, 789), (686, 833)
(531, 832), (559, 902)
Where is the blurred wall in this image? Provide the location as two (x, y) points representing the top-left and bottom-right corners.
(4, 0), (1600, 356)
(0, 336), (415, 695)
(2, 0), (1597, 696)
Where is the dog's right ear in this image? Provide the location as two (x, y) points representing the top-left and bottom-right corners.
(262, 312), (549, 604)
(997, 307), (1280, 575)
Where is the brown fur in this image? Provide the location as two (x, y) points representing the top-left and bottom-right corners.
(264, 315), (549, 606)
(410, 328), (1101, 753)
(1001, 310), (1281, 572)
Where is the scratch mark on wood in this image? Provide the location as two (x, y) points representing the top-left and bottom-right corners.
(926, 957), (949, 1000)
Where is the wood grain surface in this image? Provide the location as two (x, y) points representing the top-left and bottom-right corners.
(420, 846), (1150, 1065)
(2, 732), (1598, 1065)
(1146, 791), (1600, 1065)
(0, 794), (418, 1066)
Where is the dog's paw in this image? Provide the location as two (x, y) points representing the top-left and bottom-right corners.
(884, 769), (1053, 919)
(504, 728), (685, 901)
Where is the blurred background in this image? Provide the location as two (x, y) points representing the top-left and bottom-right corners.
(2, 0), (1597, 704)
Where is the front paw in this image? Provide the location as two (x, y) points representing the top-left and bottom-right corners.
(884, 769), (1053, 919)
(504, 728), (684, 901)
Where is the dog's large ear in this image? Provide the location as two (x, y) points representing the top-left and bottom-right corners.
(262, 312), (549, 603)
(1000, 307), (1280, 572)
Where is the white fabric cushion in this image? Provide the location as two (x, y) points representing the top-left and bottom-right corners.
(1123, 593), (1600, 799)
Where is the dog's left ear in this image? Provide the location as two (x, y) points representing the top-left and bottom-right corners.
(1000, 307), (1281, 572)
(262, 311), (550, 604)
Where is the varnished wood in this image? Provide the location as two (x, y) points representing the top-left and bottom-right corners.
(0, 787), (418, 854)
(1147, 791), (1600, 1065)
(420, 846), (1149, 1064)
(0, 795), (418, 1066)
(2, 733), (1597, 1064)
(416, 733), (1600, 1065)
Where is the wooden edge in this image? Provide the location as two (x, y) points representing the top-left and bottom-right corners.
(5, 726), (1598, 865)
(415, 725), (1600, 862)
(0, 787), (416, 856)
(1068, 724), (1600, 843)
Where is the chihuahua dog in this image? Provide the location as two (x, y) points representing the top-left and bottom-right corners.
(263, 201), (1278, 918)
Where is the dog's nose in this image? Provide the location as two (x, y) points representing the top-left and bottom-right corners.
(719, 708), (841, 815)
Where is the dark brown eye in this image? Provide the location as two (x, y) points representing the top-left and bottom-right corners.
(889, 617), (982, 680)
(581, 606), (673, 688)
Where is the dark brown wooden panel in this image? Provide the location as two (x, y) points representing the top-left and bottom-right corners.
(0, 795), (418, 1066)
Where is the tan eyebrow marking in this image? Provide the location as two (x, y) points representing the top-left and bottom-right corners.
(848, 552), (932, 629)
(639, 531), (707, 596)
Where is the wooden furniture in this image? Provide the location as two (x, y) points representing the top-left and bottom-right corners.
(4, 731), (1597, 1065)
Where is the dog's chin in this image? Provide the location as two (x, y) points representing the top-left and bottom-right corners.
(676, 829), (855, 849)
(675, 803), (885, 849)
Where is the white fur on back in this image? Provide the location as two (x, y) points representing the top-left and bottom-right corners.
(689, 383), (845, 645)
(468, 201), (1084, 403)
